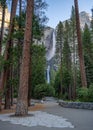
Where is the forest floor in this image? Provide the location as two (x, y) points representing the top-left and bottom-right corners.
(0, 103), (45, 114)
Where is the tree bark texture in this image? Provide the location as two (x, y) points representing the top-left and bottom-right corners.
(15, 0), (33, 116)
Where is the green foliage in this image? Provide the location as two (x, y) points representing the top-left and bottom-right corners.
(77, 85), (93, 102)
(83, 24), (93, 86)
(54, 21), (72, 99)
(0, 0), (6, 7)
(10, 77), (19, 98)
(62, 65), (71, 88)
(62, 92), (68, 100)
(34, 83), (55, 99)
(77, 88), (89, 102)
(55, 21), (63, 65)
(53, 71), (60, 96)
(88, 84), (93, 102)
(31, 44), (46, 97)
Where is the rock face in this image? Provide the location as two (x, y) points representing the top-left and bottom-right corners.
(79, 11), (91, 29)
(43, 11), (91, 61)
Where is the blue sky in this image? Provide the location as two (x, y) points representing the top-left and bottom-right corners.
(45, 0), (93, 28)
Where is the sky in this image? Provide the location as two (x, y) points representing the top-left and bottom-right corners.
(45, 0), (93, 28)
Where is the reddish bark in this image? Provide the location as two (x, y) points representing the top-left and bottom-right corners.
(74, 0), (87, 87)
(15, 0), (34, 116)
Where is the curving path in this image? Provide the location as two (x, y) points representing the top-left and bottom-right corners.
(0, 101), (93, 130)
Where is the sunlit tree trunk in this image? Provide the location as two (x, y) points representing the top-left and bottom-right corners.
(0, 0), (18, 110)
(15, 0), (34, 116)
(74, 0), (87, 87)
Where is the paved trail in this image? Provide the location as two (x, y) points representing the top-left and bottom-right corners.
(0, 102), (93, 130)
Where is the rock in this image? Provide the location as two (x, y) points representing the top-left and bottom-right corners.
(59, 100), (93, 110)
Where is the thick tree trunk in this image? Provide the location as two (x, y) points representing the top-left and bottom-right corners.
(15, 0), (33, 116)
(5, 70), (11, 109)
(17, 0), (22, 90)
(0, 3), (6, 55)
(74, 0), (87, 87)
(5, 38), (14, 109)
(0, 0), (18, 110)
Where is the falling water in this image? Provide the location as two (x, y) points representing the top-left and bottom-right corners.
(46, 29), (56, 83)
(46, 65), (50, 83)
(46, 30), (56, 61)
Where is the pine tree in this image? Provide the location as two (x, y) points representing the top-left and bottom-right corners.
(91, 8), (93, 44)
(62, 21), (72, 100)
(74, 0), (87, 87)
(83, 24), (93, 86)
(0, 0), (18, 110)
(15, 0), (34, 116)
(31, 44), (46, 97)
(56, 21), (64, 95)
(91, 8), (93, 32)
(33, 0), (48, 41)
(70, 6), (77, 99)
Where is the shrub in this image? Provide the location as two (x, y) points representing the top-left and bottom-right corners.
(77, 88), (89, 102)
(34, 83), (55, 99)
(88, 84), (93, 102)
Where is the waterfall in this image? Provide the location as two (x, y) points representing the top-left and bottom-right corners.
(51, 30), (56, 59)
(46, 29), (56, 83)
(46, 65), (50, 83)
(46, 30), (56, 61)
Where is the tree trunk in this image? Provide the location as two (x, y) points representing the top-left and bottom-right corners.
(68, 85), (71, 100)
(60, 56), (63, 96)
(17, 0), (22, 89)
(0, 0), (18, 110)
(5, 69), (11, 109)
(5, 36), (14, 109)
(72, 29), (77, 99)
(10, 64), (13, 106)
(15, 0), (33, 116)
(74, 0), (87, 87)
(0, 2), (6, 55)
(28, 58), (31, 107)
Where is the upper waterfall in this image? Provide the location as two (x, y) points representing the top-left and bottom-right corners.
(42, 27), (56, 61)
(46, 30), (56, 61)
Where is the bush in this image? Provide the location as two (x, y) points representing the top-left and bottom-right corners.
(77, 88), (89, 102)
(88, 84), (93, 102)
(34, 83), (55, 99)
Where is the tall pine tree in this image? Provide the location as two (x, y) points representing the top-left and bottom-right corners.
(62, 21), (72, 100)
(83, 24), (93, 87)
(56, 21), (64, 95)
